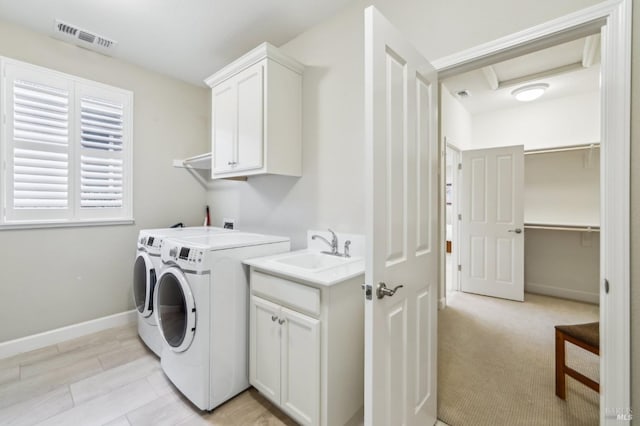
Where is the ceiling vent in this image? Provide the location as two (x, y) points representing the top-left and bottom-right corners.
(53, 19), (117, 55)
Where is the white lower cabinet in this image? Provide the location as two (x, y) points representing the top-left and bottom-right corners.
(250, 295), (320, 425)
(250, 296), (283, 402)
(248, 270), (364, 426)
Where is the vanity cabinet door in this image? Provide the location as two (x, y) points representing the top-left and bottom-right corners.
(250, 295), (281, 403)
(280, 306), (320, 426)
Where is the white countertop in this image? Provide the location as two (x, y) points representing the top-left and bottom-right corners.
(243, 249), (365, 287)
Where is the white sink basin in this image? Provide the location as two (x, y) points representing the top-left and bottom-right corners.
(272, 252), (360, 272)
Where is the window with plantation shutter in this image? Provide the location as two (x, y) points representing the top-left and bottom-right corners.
(1, 58), (133, 227)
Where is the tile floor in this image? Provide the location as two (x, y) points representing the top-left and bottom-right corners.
(0, 324), (296, 425)
(0, 324), (450, 425)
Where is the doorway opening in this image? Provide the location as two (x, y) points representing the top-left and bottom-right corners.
(439, 33), (602, 425)
(434, 0), (631, 422)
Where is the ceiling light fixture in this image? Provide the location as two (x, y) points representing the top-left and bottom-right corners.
(511, 83), (549, 102)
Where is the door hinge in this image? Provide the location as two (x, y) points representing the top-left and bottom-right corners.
(458, 264), (462, 271)
(458, 163), (462, 170)
(458, 213), (462, 221)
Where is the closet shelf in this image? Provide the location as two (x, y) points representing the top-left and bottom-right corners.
(524, 223), (600, 232)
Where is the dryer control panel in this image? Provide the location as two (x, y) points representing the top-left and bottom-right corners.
(167, 245), (204, 265)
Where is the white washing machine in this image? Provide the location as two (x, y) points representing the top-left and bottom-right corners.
(134, 226), (232, 356)
(154, 232), (290, 410)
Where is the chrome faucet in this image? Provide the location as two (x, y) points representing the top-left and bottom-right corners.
(312, 228), (339, 256)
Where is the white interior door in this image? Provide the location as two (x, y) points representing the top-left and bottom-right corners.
(460, 146), (524, 301)
(364, 6), (438, 426)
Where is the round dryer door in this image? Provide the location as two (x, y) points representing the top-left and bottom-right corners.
(133, 252), (156, 318)
(155, 267), (196, 352)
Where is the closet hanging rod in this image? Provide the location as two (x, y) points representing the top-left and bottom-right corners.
(524, 143), (600, 155)
(178, 152), (212, 169)
(524, 223), (600, 232)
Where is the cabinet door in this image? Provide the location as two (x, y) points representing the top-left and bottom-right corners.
(280, 306), (320, 426)
(211, 81), (236, 173)
(235, 62), (264, 172)
(249, 295), (281, 403)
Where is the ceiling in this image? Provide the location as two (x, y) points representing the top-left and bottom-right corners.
(442, 36), (601, 115)
(0, 0), (354, 86)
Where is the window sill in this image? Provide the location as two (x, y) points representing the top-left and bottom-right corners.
(0, 218), (135, 231)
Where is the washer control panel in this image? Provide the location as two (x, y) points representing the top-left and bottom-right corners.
(138, 235), (163, 254)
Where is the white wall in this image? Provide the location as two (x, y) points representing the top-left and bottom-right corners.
(0, 19), (209, 342)
(441, 87), (472, 150)
(522, 141), (601, 305)
(206, 0), (606, 266)
(438, 44), (603, 306)
(525, 229), (599, 303)
(207, 2), (366, 249)
(459, 93), (601, 303)
(472, 91), (600, 150)
(525, 149), (600, 226)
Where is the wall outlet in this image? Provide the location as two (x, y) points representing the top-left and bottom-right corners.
(223, 218), (235, 230)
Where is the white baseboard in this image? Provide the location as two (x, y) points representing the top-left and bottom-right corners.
(0, 310), (137, 360)
(438, 297), (447, 310)
(526, 282), (599, 305)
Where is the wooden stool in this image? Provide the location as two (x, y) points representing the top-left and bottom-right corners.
(555, 322), (600, 399)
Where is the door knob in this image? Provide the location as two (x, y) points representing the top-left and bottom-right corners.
(376, 282), (404, 299)
(508, 228), (523, 234)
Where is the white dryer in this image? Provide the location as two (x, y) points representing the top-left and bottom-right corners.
(134, 226), (231, 356)
(154, 232), (290, 410)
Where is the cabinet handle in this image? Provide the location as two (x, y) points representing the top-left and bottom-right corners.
(271, 315), (278, 322)
(278, 318), (286, 325)
(227, 161), (237, 166)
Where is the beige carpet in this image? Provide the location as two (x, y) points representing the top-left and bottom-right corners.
(438, 292), (599, 426)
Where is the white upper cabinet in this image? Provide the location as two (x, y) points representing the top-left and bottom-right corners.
(205, 43), (303, 179)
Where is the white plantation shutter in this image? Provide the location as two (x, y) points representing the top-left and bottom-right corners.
(3, 67), (73, 223)
(80, 156), (123, 207)
(79, 93), (125, 211)
(13, 81), (69, 145)
(13, 148), (68, 208)
(1, 58), (133, 226)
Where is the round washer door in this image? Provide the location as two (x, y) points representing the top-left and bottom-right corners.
(133, 252), (155, 318)
(154, 267), (196, 353)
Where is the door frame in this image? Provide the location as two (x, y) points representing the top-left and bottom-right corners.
(443, 141), (461, 295)
(433, 0), (631, 423)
